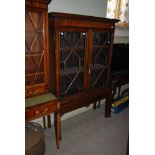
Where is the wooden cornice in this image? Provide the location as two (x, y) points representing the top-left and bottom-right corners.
(49, 12), (119, 24)
(25, 0), (50, 4)
(25, 0), (50, 10)
(48, 12), (119, 30)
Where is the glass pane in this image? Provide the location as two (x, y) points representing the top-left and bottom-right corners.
(90, 32), (112, 89)
(59, 32), (86, 98)
(25, 11), (45, 86)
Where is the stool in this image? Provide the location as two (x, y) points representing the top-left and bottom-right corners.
(25, 122), (45, 155)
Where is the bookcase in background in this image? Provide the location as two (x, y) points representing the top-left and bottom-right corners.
(25, 0), (49, 97)
(25, 0), (61, 149)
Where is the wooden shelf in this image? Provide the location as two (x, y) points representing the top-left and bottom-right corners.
(60, 64), (108, 76)
(91, 64), (108, 71)
(60, 64), (108, 75)
(61, 66), (84, 75)
(25, 72), (44, 76)
(93, 45), (110, 49)
(60, 46), (85, 52)
(25, 53), (43, 57)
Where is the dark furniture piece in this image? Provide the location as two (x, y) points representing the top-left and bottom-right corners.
(25, 0), (50, 97)
(111, 44), (129, 99)
(25, 0), (61, 149)
(48, 12), (119, 117)
(111, 43), (129, 73)
(126, 134), (129, 155)
(111, 44), (129, 155)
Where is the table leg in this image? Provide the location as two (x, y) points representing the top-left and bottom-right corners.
(43, 116), (46, 129)
(47, 115), (51, 128)
(54, 112), (61, 149)
(105, 95), (112, 118)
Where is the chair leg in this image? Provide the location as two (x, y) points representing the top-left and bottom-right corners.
(43, 116), (46, 129)
(96, 100), (101, 108)
(54, 112), (61, 149)
(126, 134), (129, 155)
(93, 101), (101, 110)
(118, 86), (121, 97)
(47, 115), (51, 128)
(93, 102), (97, 110)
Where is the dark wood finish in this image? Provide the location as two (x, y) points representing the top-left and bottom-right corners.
(93, 101), (101, 110)
(48, 12), (118, 117)
(54, 111), (62, 143)
(25, 99), (61, 149)
(126, 134), (129, 155)
(47, 114), (52, 128)
(111, 43), (129, 99)
(42, 115), (51, 129)
(43, 116), (46, 129)
(111, 71), (129, 100)
(25, 0), (49, 97)
(25, 0), (61, 149)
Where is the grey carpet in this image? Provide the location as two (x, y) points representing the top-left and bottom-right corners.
(44, 104), (129, 155)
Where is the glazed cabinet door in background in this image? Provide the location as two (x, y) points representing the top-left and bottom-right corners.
(89, 31), (113, 90)
(58, 31), (87, 98)
(25, 0), (49, 97)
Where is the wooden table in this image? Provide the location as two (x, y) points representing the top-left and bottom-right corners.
(25, 93), (61, 149)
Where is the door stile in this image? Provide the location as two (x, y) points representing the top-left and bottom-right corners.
(107, 28), (115, 86)
(44, 11), (49, 89)
(87, 29), (93, 91)
(84, 31), (90, 92)
(55, 31), (61, 97)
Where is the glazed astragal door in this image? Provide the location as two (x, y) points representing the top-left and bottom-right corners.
(89, 32), (112, 90)
(25, 9), (48, 97)
(25, 11), (44, 85)
(59, 32), (86, 98)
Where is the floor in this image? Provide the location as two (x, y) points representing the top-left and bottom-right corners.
(44, 104), (129, 155)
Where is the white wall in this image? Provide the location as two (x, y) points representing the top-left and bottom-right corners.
(114, 26), (129, 43)
(48, 0), (108, 18)
(48, 0), (129, 43)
